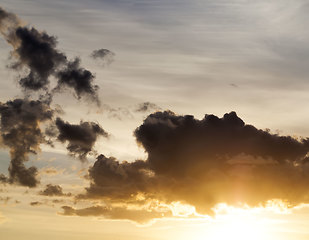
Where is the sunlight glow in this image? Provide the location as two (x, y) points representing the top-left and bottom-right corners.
(188, 202), (292, 240)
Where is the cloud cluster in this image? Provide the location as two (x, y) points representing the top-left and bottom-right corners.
(39, 184), (71, 197)
(0, 6), (100, 103)
(0, 6), (107, 187)
(55, 118), (108, 161)
(83, 111), (309, 215)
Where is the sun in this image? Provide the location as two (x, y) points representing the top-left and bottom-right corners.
(189, 204), (277, 240)
(207, 215), (268, 240)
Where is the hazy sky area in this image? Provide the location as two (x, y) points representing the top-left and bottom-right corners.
(1, 1), (309, 239)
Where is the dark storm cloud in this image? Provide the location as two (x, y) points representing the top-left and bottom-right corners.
(134, 111), (309, 176)
(12, 27), (67, 90)
(86, 154), (153, 199)
(84, 111), (309, 215)
(90, 48), (115, 66)
(0, 6), (107, 188)
(39, 184), (71, 197)
(0, 7), (100, 103)
(55, 118), (108, 161)
(54, 58), (100, 104)
(135, 102), (161, 113)
(61, 205), (170, 224)
(0, 99), (54, 187)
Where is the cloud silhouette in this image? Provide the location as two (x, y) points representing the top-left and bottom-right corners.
(90, 48), (115, 66)
(84, 111), (309, 215)
(0, 7), (100, 103)
(0, 99), (54, 187)
(39, 184), (71, 197)
(56, 118), (108, 161)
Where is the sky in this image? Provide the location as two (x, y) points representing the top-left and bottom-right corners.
(1, 0), (309, 239)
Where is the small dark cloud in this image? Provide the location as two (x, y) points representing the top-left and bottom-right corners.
(56, 118), (108, 161)
(61, 205), (170, 224)
(39, 184), (71, 197)
(54, 58), (100, 104)
(135, 102), (161, 113)
(90, 49), (115, 66)
(30, 201), (42, 206)
(230, 83), (238, 88)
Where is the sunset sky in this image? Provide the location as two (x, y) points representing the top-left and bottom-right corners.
(1, 1), (309, 239)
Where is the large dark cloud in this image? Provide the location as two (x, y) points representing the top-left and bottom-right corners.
(84, 111), (309, 215)
(0, 99), (54, 187)
(55, 118), (108, 161)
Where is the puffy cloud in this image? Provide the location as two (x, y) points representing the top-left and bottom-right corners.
(54, 58), (100, 104)
(0, 7), (100, 103)
(13, 27), (67, 90)
(86, 154), (154, 200)
(39, 184), (71, 197)
(90, 48), (115, 66)
(0, 7), (109, 188)
(84, 111), (309, 215)
(0, 99), (54, 187)
(55, 118), (108, 161)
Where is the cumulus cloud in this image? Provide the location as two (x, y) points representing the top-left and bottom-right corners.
(0, 7), (100, 103)
(12, 27), (67, 90)
(39, 184), (71, 197)
(83, 111), (309, 215)
(54, 58), (100, 104)
(55, 118), (109, 161)
(90, 48), (115, 66)
(0, 99), (54, 187)
(0, 7), (108, 188)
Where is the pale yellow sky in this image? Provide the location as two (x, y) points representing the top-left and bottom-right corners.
(2, 1), (309, 239)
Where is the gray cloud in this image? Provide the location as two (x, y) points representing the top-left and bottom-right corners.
(61, 205), (171, 224)
(0, 99), (54, 187)
(135, 102), (161, 113)
(83, 111), (309, 216)
(39, 184), (71, 197)
(56, 118), (108, 161)
(0, 6), (100, 103)
(54, 58), (100, 104)
(91, 48), (115, 66)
